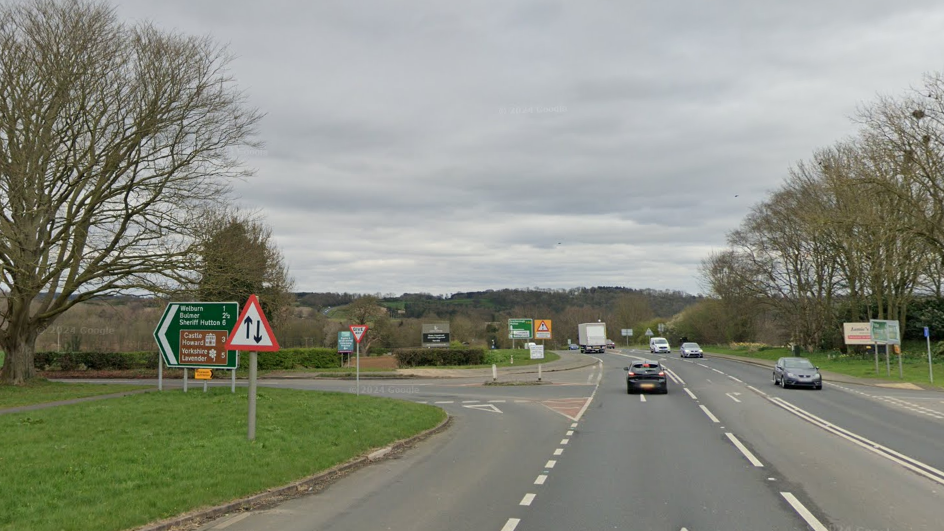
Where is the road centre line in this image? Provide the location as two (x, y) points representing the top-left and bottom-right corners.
(545, 460), (557, 469)
(501, 518), (521, 531)
(683, 388), (698, 400)
(727, 375), (743, 383)
(666, 368), (685, 385)
(640, 395), (647, 402)
(520, 493), (535, 506)
(711, 368), (725, 374)
(780, 492), (828, 531)
(746, 385), (767, 397)
(554, 448), (563, 456)
(768, 396), (944, 486)
(663, 369), (681, 385)
(572, 357), (604, 421)
(699, 405), (721, 423)
(534, 475), (547, 485)
(726, 392), (741, 403)
(571, 422), (578, 428)
(561, 438), (569, 445)
(566, 430), (574, 436)
(725, 432), (763, 467)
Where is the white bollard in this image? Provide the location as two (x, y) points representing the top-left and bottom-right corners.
(492, 363), (497, 382)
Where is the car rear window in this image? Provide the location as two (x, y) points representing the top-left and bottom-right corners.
(632, 363), (661, 370)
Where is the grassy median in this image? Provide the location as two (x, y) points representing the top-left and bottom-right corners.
(0, 387), (445, 531)
(0, 380), (150, 409)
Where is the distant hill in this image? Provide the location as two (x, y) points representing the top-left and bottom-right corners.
(295, 287), (701, 319)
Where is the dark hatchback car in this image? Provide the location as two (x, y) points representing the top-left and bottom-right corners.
(773, 357), (822, 389)
(625, 361), (668, 394)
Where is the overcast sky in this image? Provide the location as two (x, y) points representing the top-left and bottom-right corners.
(115, 0), (944, 296)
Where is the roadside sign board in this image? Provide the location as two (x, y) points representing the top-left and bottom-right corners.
(621, 329), (633, 337)
(870, 319), (901, 346)
(843, 322), (872, 345)
(645, 328), (653, 337)
(338, 331), (354, 353)
(351, 325), (369, 343)
(422, 323), (451, 347)
(508, 318), (533, 339)
(534, 319), (552, 339)
(195, 369), (212, 380)
(225, 295), (280, 351)
(925, 326), (930, 338)
(529, 344), (545, 360)
(154, 302), (239, 368)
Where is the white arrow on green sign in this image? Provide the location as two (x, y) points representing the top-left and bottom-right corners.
(153, 302), (239, 369)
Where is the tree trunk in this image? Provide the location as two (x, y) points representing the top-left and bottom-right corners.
(0, 331), (39, 385)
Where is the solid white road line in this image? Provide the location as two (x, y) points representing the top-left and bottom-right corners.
(746, 385), (767, 397)
(665, 368), (686, 385)
(489, 400), (506, 403)
(545, 460), (557, 469)
(768, 396), (944, 486)
(711, 368), (725, 374)
(640, 395), (647, 402)
(699, 405), (720, 423)
(725, 432), (763, 467)
(501, 518), (521, 531)
(434, 401), (454, 404)
(683, 388), (698, 400)
(554, 448), (563, 456)
(520, 493), (536, 506)
(780, 492), (828, 531)
(726, 392), (742, 403)
(462, 400), (480, 403)
(415, 401), (428, 404)
(535, 474), (548, 485)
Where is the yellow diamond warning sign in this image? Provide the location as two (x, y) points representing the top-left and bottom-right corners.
(535, 319), (552, 339)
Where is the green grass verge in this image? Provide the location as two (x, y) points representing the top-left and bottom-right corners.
(704, 344), (944, 388)
(0, 387), (445, 531)
(0, 380), (150, 409)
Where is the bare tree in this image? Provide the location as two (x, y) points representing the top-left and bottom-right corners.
(0, 1), (260, 384)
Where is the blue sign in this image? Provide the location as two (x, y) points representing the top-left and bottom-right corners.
(338, 331), (354, 353)
(925, 326), (930, 338)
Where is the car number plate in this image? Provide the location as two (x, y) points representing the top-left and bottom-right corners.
(641, 383), (655, 389)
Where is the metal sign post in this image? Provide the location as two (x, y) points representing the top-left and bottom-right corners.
(248, 351), (257, 440)
(158, 355), (163, 391)
(350, 325), (369, 396)
(927, 327), (934, 384)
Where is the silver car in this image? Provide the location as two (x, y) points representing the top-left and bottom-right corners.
(680, 342), (703, 358)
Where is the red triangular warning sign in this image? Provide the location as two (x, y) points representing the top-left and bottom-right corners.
(537, 321), (550, 332)
(225, 294), (280, 352)
(350, 325), (369, 343)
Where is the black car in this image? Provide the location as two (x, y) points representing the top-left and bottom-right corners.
(773, 357), (822, 389)
(625, 361), (668, 394)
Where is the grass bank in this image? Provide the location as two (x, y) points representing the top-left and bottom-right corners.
(705, 344), (944, 388)
(0, 387), (445, 531)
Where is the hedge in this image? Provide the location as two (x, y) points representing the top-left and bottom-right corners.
(32, 348), (343, 372)
(34, 351), (157, 371)
(393, 348), (484, 367)
(237, 348), (342, 371)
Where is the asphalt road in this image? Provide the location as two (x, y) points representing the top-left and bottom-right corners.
(71, 349), (944, 530)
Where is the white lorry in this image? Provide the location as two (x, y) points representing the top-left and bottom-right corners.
(578, 322), (607, 354)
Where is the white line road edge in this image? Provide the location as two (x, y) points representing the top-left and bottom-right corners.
(780, 492), (828, 531)
(725, 432), (763, 467)
(683, 388), (698, 400)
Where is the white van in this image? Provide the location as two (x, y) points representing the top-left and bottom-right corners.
(649, 337), (670, 354)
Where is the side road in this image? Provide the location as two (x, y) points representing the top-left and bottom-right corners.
(701, 350), (939, 391)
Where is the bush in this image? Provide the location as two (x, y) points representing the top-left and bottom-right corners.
(35, 351), (157, 371)
(393, 348), (484, 367)
(238, 348), (342, 370)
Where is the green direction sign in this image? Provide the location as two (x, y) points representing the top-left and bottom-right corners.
(154, 302), (239, 368)
(338, 331), (354, 353)
(508, 318), (533, 339)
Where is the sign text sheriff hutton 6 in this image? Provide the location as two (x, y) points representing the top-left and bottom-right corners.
(154, 302), (239, 369)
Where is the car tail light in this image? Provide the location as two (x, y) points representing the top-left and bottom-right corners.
(628, 371), (635, 376)
(658, 371), (665, 376)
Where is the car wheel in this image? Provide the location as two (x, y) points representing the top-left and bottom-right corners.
(772, 373), (778, 385)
